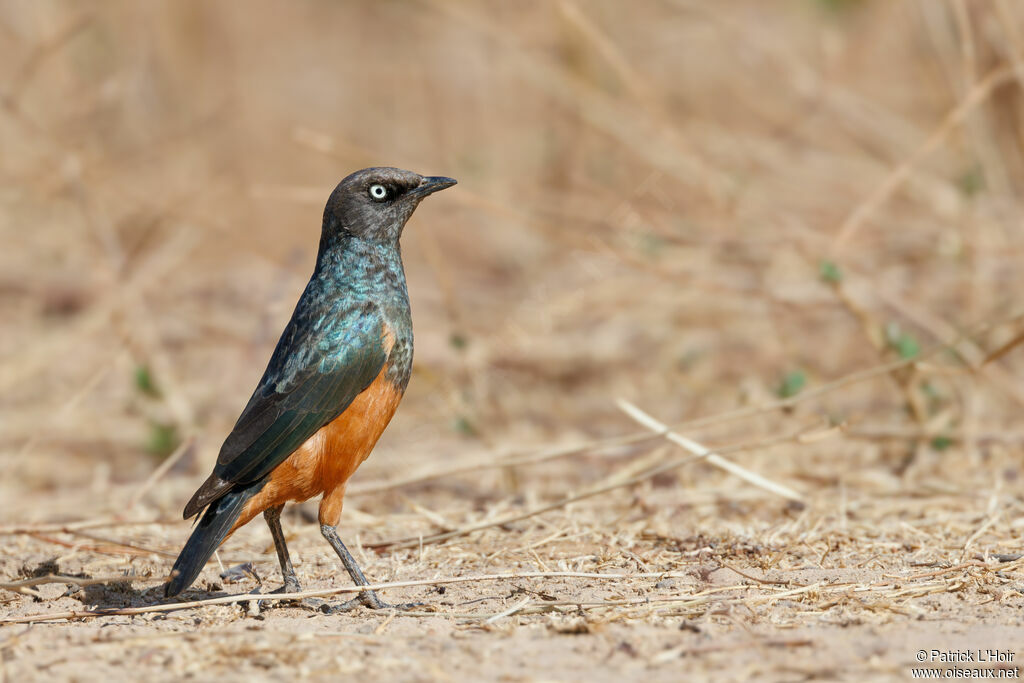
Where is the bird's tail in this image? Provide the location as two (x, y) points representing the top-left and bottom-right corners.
(164, 483), (261, 598)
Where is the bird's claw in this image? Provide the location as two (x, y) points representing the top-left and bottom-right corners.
(317, 590), (422, 614)
(269, 580), (302, 595)
(252, 581), (325, 612)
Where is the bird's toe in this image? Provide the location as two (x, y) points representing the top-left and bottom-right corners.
(318, 590), (422, 613)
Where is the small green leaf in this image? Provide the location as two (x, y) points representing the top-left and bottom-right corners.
(819, 260), (842, 284)
(778, 370), (806, 398)
(957, 165), (985, 197)
(638, 233), (666, 256)
(146, 421), (179, 458)
(930, 435), (953, 451)
(895, 335), (919, 359)
(885, 323), (920, 359)
(812, 0), (861, 14)
(676, 349), (704, 371)
(920, 382), (940, 400)
(452, 416), (477, 436)
(134, 365), (161, 398)
(449, 333), (469, 350)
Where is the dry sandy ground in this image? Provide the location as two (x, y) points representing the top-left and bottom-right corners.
(3, 458), (1024, 682)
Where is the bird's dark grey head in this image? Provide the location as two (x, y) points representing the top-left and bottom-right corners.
(322, 167), (456, 246)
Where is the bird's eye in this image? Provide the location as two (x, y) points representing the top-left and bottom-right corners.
(368, 184), (388, 201)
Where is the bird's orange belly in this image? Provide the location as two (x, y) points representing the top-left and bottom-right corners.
(232, 367), (404, 532)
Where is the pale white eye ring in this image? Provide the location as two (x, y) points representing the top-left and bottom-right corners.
(368, 184), (388, 200)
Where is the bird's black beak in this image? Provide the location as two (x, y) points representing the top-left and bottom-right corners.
(410, 176), (457, 198)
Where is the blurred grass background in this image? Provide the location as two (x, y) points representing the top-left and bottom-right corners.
(3, 0), (1024, 525)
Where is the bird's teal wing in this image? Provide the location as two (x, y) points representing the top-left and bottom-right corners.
(183, 300), (388, 518)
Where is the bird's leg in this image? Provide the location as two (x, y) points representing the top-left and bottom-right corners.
(255, 506), (326, 613)
(320, 524), (420, 612)
(263, 505), (301, 593)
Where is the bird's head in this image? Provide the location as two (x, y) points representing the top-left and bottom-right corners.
(322, 167), (456, 246)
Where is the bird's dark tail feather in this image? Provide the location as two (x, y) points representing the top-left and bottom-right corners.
(164, 482), (262, 598)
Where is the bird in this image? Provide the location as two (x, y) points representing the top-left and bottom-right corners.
(163, 167), (456, 611)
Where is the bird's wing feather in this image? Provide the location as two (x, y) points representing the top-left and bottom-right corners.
(212, 301), (389, 487)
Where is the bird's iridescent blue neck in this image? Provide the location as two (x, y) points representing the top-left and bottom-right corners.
(314, 232), (413, 391)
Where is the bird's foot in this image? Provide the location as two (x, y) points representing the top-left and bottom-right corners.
(289, 597), (329, 612)
(318, 589), (422, 614)
(256, 580), (326, 612)
(269, 577), (302, 595)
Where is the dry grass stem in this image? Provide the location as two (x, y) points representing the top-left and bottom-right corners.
(616, 399), (804, 502)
